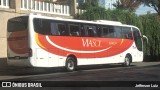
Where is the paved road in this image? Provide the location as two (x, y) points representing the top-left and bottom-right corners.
(0, 61), (160, 81)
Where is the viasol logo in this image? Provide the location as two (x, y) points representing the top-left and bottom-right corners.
(82, 38), (101, 47)
(2, 82), (11, 87)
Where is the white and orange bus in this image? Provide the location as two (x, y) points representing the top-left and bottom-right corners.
(7, 13), (147, 71)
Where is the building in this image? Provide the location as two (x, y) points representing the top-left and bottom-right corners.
(76, 0), (118, 10)
(0, 0), (78, 59)
(77, 0), (85, 6)
(99, 0), (118, 9)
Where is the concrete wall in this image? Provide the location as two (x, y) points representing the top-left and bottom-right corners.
(0, 0), (76, 58)
(0, 9), (26, 58)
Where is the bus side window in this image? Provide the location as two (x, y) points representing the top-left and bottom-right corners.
(122, 27), (133, 40)
(80, 25), (97, 37)
(87, 26), (97, 37)
(102, 27), (109, 38)
(114, 26), (122, 38)
(108, 27), (114, 38)
(69, 24), (80, 36)
(51, 22), (60, 35)
(97, 26), (102, 37)
(58, 23), (68, 36)
(80, 25), (86, 36)
(34, 18), (51, 35)
(102, 26), (116, 38)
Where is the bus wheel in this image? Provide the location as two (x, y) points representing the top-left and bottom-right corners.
(65, 57), (76, 72)
(123, 55), (131, 67)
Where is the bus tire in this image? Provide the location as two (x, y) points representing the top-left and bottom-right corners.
(65, 57), (77, 72)
(123, 55), (131, 67)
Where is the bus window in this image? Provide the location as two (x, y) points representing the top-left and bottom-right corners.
(108, 27), (114, 38)
(122, 27), (133, 40)
(7, 16), (28, 32)
(80, 25), (86, 36)
(58, 23), (68, 36)
(102, 27), (109, 38)
(85, 25), (97, 37)
(96, 26), (102, 37)
(51, 22), (59, 35)
(102, 26), (114, 38)
(69, 24), (80, 36)
(34, 18), (51, 35)
(133, 28), (142, 51)
(114, 26), (122, 38)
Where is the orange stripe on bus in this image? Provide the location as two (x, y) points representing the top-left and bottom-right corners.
(35, 33), (46, 49)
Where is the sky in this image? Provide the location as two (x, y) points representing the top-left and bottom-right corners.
(136, 4), (156, 15)
(98, 0), (157, 15)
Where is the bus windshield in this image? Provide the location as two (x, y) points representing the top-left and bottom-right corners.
(7, 16), (28, 32)
(133, 28), (142, 51)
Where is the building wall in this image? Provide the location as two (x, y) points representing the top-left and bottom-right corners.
(0, 9), (26, 58)
(99, 0), (118, 9)
(0, 0), (75, 58)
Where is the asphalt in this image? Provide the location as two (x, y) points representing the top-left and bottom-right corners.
(0, 58), (7, 69)
(1, 58), (160, 69)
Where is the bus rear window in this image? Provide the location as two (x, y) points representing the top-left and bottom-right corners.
(7, 16), (28, 32)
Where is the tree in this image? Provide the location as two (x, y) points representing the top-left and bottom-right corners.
(75, 8), (160, 61)
(141, 0), (160, 16)
(113, 0), (142, 12)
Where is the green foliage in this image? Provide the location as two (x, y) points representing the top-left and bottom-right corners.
(140, 14), (160, 59)
(75, 7), (160, 61)
(113, 0), (142, 12)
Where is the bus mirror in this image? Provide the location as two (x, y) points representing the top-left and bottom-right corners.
(143, 35), (148, 43)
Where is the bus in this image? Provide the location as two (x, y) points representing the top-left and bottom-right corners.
(7, 13), (147, 71)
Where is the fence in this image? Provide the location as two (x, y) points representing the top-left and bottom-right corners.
(21, 0), (70, 16)
(0, 0), (9, 8)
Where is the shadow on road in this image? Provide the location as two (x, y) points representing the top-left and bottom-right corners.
(1, 57), (160, 77)
(1, 57), (160, 78)
(77, 64), (135, 71)
(0, 63), (136, 76)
